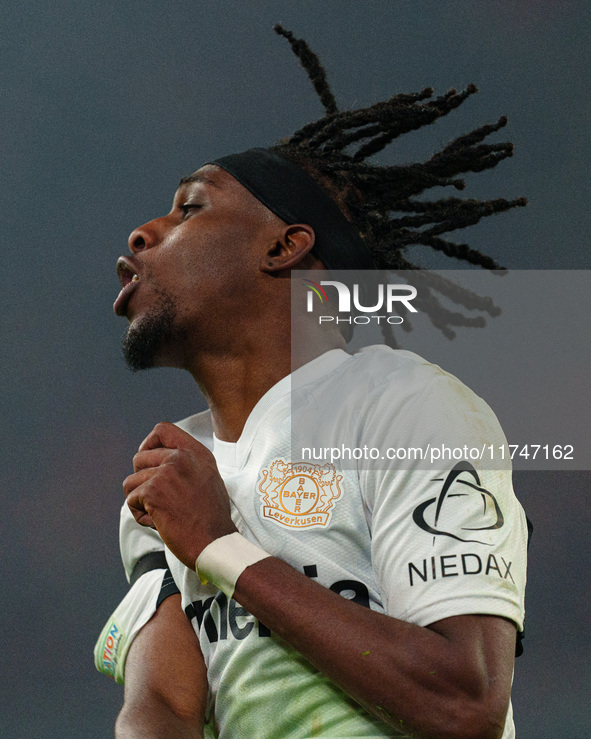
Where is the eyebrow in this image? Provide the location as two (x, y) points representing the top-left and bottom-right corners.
(177, 173), (220, 188)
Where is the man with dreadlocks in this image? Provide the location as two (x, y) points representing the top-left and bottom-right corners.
(95, 27), (528, 739)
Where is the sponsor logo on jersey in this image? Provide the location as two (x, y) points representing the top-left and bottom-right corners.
(412, 460), (504, 545)
(99, 621), (122, 680)
(258, 460), (342, 529)
(186, 566), (371, 643)
(407, 552), (515, 587)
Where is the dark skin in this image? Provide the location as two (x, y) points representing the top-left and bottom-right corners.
(116, 595), (206, 739)
(117, 165), (339, 440)
(118, 165), (516, 739)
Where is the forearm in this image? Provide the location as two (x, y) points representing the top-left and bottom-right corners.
(234, 556), (513, 739)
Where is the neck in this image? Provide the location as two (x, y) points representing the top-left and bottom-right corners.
(186, 318), (345, 442)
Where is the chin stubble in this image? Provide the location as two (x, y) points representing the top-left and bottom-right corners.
(121, 293), (180, 371)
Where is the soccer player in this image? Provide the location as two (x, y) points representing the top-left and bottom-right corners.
(96, 27), (529, 739)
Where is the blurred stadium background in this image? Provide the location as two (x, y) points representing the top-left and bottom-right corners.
(1, 2), (589, 736)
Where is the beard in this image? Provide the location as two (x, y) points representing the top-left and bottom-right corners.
(122, 292), (184, 371)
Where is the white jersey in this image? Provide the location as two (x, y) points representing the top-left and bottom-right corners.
(120, 346), (528, 738)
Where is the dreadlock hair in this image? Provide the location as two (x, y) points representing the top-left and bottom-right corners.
(272, 25), (527, 346)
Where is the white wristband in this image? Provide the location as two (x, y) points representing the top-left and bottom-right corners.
(195, 532), (271, 598)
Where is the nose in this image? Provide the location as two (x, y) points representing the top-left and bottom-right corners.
(128, 217), (164, 254)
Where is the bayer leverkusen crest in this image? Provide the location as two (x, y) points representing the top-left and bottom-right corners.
(258, 460), (342, 529)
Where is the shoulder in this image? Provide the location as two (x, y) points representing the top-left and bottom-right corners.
(347, 344), (479, 396)
(333, 345), (499, 430)
(324, 346), (508, 472)
(323, 344), (466, 396)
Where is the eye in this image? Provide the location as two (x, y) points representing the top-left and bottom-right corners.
(179, 202), (202, 219)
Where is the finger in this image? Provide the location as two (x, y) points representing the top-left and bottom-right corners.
(138, 421), (196, 453)
(124, 474), (157, 529)
(126, 496), (156, 529)
(123, 467), (156, 497)
(132, 447), (174, 473)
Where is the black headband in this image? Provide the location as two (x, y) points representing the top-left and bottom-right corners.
(208, 148), (375, 271)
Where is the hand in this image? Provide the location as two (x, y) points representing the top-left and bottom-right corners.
(123, 422), (237, 568)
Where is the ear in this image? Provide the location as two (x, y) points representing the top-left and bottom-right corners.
(260, 224), (317, 273)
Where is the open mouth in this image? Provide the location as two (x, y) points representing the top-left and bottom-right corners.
(117, 258), (139, 287)
(114, 257), (141, 316)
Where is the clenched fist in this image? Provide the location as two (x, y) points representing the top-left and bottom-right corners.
(123, 422), (237, 569)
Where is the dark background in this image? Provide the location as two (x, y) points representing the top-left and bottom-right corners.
(1, 1), (589, 736)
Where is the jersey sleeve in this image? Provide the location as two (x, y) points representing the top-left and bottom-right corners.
(94, 568), (171, 684)
(94, 505), (180, 684)
(120, 501), (167, 583)
(360, 369), (528, 631)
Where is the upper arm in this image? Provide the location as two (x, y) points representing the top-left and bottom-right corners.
(118, 594), (209, 738)
(362, 373), (528, 632)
